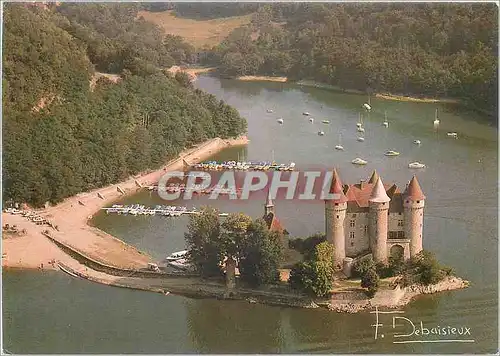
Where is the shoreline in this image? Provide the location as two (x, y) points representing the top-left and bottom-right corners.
(2, 136), (249, 271)
(218, 74), (459, 104)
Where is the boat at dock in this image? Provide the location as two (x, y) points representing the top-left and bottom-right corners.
(101, 205), (228, 218)
(166, 250), (189, 262)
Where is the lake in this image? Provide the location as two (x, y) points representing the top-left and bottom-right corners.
(3, 76), (498, 353)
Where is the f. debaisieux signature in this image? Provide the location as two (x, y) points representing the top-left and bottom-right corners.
(371, 307), (474, 344)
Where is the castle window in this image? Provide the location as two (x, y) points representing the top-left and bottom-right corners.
(364, 226), (368, 235)
(417, 200), (420, 203)
(335, 203), (338, 206)
(397, 231), (405, 239)
(349, 231), (355, 239)
(389, 231), (397, 239)
(399, 212), (402, 216)
(397, 220), (404, 227)
(350, 219), (355, 227)
(336, 215), (339, 218)
(406, 200), (409, 204)
(352, 214), (357, 218)
(350, 242), (354, 247)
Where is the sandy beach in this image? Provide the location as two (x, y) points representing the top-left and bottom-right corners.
(237, 75), (288, 82)
(2, 136), (248, 270)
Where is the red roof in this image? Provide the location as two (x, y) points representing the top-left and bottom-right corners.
(344, 181), (400, 208)
(405, 176), (425, 201)
(263, 212), (287, 234)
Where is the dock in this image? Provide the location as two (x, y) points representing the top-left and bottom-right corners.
(192, 161), (295, 171)
(101, 204), (229, 217)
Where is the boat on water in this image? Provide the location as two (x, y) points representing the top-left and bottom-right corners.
(277, 118), (284, 124)
(382, 111), (389, 127)
(309, 118), (314, 123)
(357, 113), (365, 132)
(352, 157), (368, 165)
(357, 136), (365, 142)
(168, 258), (194, 271)
(357, 126), (365, 133)
(335, 134), (344, 151)
(408, 162), (426, 169)
(363, 96), (372, 111)
(318, 131), (325, 136)
(166, 250), (189, 262)
(434, 108), (440, 126)
(267, 109), (273, 113)
(413, 139), (421, 145)
(322, 120), (330, 124)
(303, 112), (310, 116)
(384, 150), (400, 157)
(447, 132), (458, 138)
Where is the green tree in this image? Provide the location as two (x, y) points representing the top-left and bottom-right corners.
(184, 207), (224, 277)
(238, 219), (283, 287)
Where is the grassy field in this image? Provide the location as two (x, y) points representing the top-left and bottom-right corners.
(137, 10), (252, 49)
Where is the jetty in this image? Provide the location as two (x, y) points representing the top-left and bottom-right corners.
(102, 204), (229, 217)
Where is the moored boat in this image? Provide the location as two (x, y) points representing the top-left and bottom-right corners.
(352, 157), (368, 165)
(408, 162), (426, 169)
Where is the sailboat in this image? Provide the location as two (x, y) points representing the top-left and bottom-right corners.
(363, 96), (372, 111)
(433, 108), (440, 126)
(356, 112), (363, 128)
(335, 134), (344, 151)
(357, 113), (365, 132)
(382, 111), (389, 127)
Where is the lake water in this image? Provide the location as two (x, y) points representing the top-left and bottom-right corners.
(3, 76), (498, 353)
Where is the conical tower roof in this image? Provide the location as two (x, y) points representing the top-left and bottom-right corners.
(405, 175), (425, 201)
(368, 170), (379, 184)
(327, 168), (348, 203)
(369, 177), (391, 203)
(265, 189), (274, 207)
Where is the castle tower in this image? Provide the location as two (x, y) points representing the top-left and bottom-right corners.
(325, 168), (348, 267)
(368, 176), (391, 264)
(403, 176), (425, 257)
(368, 170), (379, 184)
(264, 190), (274, 216)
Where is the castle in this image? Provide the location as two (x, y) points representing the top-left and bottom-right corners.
(325, 169), (425, 275)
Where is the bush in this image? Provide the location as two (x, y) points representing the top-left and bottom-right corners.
(353, 256), (374, 278)
(288, 233), (326, 259)
(399, 250), (450, 286)
(361, 268), (380, 297)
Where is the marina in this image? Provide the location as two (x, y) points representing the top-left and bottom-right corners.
(102, 204), (230, 217)
(192, 160), (295, 171)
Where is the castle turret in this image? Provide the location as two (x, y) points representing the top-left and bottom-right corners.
(369, 177), (391, 264)
(368, 170), (380, 184)
(403, 176), (425, 257)
(325, 168), (348, 268)
(264, 190), (274, 216)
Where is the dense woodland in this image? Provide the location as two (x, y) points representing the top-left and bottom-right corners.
(207, 3), (498, 115)
(3, 4), (246, 207)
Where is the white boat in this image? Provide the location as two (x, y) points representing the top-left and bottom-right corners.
(434, 108), (440, 126)
(309, 118), (314, 123)
(166, 250), (189, 262)
(277, 118), (284, 124)
(219, 213), (229, 217)
(303, 112), (310, 116)
(267, 109), (273, 113)
(168, 258), (194, 271)
(335, 134), (344, 150)
(384, 150), (400, 156)
(363, 96), (372, 111)
(318, 131), (325, 136)
(357, 137), (365, 142)
(447, 132), (458, 138)
(413, 140), (421, 145)
(352, 157), (368, 165)
(357, 126), (365, 133)
(408, 162), (426, 169)
(382, 111), (389, 127)
(356, 112), (363, 128)
(322, 120), (330, 124)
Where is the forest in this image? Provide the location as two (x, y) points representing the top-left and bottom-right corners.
(3, 4), (247, 207)
(207, 3), (498, 115)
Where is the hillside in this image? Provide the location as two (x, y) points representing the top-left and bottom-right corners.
(137, 10), (253, 49)
(207, 3), (498, 116)
(3, 4), (247, 207)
